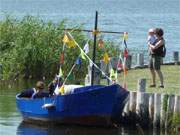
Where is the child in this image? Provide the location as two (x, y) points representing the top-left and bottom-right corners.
(147, 28), (157, 54)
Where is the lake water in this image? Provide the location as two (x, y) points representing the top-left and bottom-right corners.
(0, 81), (168, 135)
(0, 0), (180, 57)
(0, 0), (179, 134)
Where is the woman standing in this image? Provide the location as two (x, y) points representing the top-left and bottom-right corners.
(148, 28), (165, 88)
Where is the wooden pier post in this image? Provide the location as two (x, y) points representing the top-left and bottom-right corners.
(136, 79), (150, 126)
(173, 51), (179, 65)
(129, 91), (137, 113)
(153, 93), (161, 128)
(165, 95), (175, 129)
(137, 53), (144, 67)
(137, 78), (146, 92)
(149, 93), (154, 126)
(160, 94), (168, 129)
(174, 95), (180, 114)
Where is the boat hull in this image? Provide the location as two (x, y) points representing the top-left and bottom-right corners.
(16, 84), (129, 126)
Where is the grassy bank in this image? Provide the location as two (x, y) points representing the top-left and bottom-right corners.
(118, 65), (180, 95)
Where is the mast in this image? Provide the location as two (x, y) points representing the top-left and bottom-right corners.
(91, 11), (98, 85)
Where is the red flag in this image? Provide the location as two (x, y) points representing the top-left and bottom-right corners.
(117, 60), (122, 71)
(124, 48), (128, 58)
(60, 52), (64, 64)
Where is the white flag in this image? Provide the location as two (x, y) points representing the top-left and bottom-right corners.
(83, 41), (89, 54)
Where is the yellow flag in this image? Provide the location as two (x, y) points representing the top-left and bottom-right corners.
(80, 50), (86, 60)
(110, 68), (118, 81)
(110, 68), (115, 80)
(123, 32), (128, 40)
(59, 67), (63, 77)
(59, 85), (65, 95)
(103, 52), (109, 64)
(62, 33), (76, 48)
(67, 40), (76, 48)
(62, 34), (69, 43)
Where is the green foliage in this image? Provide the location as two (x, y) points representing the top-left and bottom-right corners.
(0, 16), (87, 81)
(0, 15), (118, 83)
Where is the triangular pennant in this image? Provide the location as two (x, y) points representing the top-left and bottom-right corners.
(110, 68), (115, 80)
(68, 72), (75, 81)
(75, 57), (81, 65)
(67, 40), (76, 48)
(62, 34), (69, 43)
(83, 42), (89, 54)
(123, 32), (128, 40)
(117, 60), (123, 71)
(124, 39), (128, 48)
(80, 49), (86, 60)
(98, 39), (104, 49)
(54, 85), (59, 95)
(103, 52), (109, 64)
(59, 67), (63, 77)
(124, 48), (128, 58)
(60, 52), (64, 64)
(59, 85), (65, 95)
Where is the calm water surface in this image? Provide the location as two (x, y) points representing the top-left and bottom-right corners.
(0, 0), (180, 57)
(0, 81), (164, 135)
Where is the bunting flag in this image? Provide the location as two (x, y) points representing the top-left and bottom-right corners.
(54, 85), (59, 95)
(110, 68), (118, 81)
(83, 41), (89, 54)
(59, 85), (65, 95)
(68, 40), (76, 48)
(62, 33), (76, 48)
(75, 57), (81, 65)
(98, 39), (104, 49)
(117, 60), (123, 71)
(124, 48), (128, 58)
(123, 32), (128, 40)
(60, 52), (64, 64)
(68, 72), (75, 81)
(103, 52), (109, 64)
(80, 49), (86, 60)
(62, 34), (69, 43)
(124, 39), (128, 48)
(59, 67), (63, 77)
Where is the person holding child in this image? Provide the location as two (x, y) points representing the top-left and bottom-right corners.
(148, 28), (165, 88)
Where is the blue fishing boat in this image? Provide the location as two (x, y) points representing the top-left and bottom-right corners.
(16, 84), (129, 126)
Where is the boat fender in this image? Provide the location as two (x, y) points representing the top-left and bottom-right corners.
(42, 103), (55, 110)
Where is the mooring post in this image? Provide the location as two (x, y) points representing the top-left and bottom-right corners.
(173, 51), (179, 65)
(137, 78), (146, 92)
(129, 91), (137, 113)
(165, 95), (175, 129)
(148, 93), (154, 127)
(174, 95), (180, 114)
(160, 94), (168, 129)
(137, 53), (144, 67)
(153, 93), (161, 128)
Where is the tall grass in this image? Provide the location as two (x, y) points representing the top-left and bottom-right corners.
(0, 15), (118, 82)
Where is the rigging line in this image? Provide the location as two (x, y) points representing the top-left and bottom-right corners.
(67, 32), (112, 82)
(63, 28), (125, 34)
(62, 64), (76, 86)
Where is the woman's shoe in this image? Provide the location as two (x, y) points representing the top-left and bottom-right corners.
(159, 85), (164, 88)
(149, 84), (156, 88)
